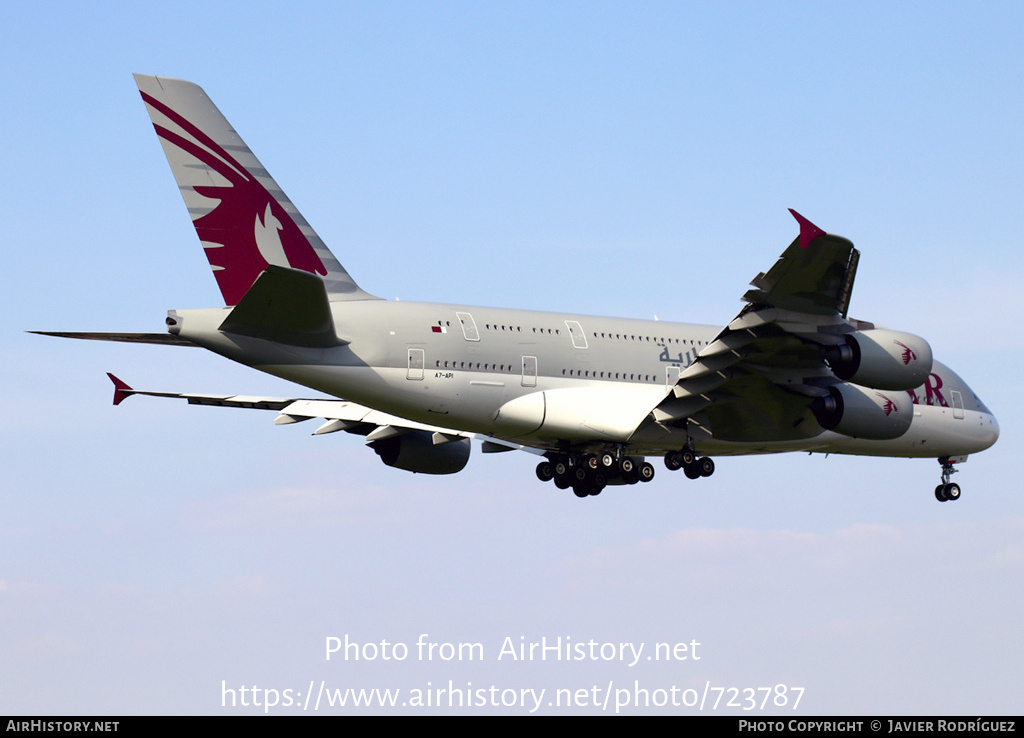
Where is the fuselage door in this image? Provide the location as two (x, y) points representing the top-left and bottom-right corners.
(522, 355), (538, 387)
(565, 320), (588, 349)
(456, 312), (480, 341)
(407, 347), (425, 380)
(665, 364), (682, 389)
(951, 390), (964, 419)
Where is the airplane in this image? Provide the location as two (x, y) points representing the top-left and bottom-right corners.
(35, 75), (999, 502)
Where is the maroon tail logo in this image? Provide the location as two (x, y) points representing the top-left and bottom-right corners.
(894, 340), (917, 366)
(141, 92), (326, 305)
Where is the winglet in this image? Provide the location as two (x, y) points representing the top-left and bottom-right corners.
(789, 209), (826, 249)
(107, 373), (133, 406)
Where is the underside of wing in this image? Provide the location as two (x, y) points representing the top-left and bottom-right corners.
(646, 306), (842, 444)
(645, 210), (930, 447)
(105, 374), (538, 475)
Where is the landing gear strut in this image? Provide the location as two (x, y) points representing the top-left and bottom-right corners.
(934, 456), (962, 502)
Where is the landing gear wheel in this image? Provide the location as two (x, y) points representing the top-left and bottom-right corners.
(698, 457), (715, 477)
(536, 462), (554, 482)
(935, 485), (948, 502)
(683, 463), (701, 480)
(664, 451), (682, 471)
(619, 457), (636, 475)
(599, 452), (616, 469)
(572, 479), (605, 497)
(639, 462), (655, 482)
(680, 449), (696, 467)
(944, 483), (961, 501)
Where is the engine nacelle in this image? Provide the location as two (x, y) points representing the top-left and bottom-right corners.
(825, 329), (933, 391)
(811, 383), (913, 440)
(369, 431), (471, 474)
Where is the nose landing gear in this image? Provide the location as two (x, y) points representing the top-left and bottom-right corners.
(934, 456), (963, 502)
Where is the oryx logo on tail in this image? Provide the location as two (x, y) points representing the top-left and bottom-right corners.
(139, 90), (326, 306)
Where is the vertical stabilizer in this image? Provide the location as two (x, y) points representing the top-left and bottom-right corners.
(134, 74), (377, 305)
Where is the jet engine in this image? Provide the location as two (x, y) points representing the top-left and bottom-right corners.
(369, 430), (471, 474)
(825, 329), (933, 391)
(811, 383), (913, 440)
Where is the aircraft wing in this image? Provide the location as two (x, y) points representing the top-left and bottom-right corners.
(644, 210), (864, 444)
(106, 373), (538, 455)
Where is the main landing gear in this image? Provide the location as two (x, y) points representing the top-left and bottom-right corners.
(663, 447), (715, 480)
(536, 452), (656, 498)
(934, 456), (962, 502)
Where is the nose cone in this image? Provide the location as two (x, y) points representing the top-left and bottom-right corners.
(980, 411), (1000, 451)
(927, 361), (999, 455)
(968, 387), (999, 453)
(958, 407), (1000, 455)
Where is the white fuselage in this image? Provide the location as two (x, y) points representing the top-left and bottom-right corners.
(170, 298), (999, 460)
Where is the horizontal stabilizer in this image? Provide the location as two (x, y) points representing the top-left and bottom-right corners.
(218, 265), (346, 348)
(30, 331), (195, 347)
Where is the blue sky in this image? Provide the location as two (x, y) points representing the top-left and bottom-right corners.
(2, 1), (1022, 714)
